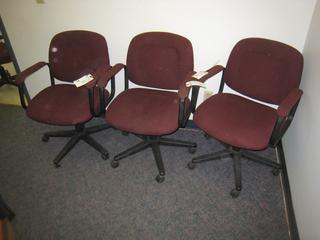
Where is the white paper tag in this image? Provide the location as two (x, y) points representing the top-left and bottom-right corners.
(185, 80), (206, 88)
(192, 71), (208, 80)
(73, 74), (94, 87)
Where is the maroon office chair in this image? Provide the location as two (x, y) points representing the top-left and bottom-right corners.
(15, 30), (123, 167)
(102, 32), (199, 183)
(0, 41), (16, 87)
(187, 38), (303, 200)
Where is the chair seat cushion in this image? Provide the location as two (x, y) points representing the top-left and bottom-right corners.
(27, 84), (109, 125)
(194, 93), (278, 150)
(106, 88), (183, 136)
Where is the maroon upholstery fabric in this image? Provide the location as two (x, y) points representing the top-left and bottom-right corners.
(127, 32), (194, 90)
(0, 43), (11, 64)
(23, 31), (111, 126)
(224, 38), (303, 105)
(277, 88), (303, 117)
(106, 32), (193, 136)
(27, 84), (109, 125)
(49, 31), (110, 82)
(194, 93), (278, 150)
(106, 88), (188, 136)
(96, 63), (125, 88)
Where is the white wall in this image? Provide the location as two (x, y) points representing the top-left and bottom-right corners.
(0, 0), (316, 98)
(283, 0), (320, 239)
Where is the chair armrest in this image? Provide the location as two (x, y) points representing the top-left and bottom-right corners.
(277, 88), (303, 117)
(82, 67), (105, 89)
(15, 61), (48, 85)
(96, 63), (125, 88)
(178, 65), (225, 99)
(197, 65), (225, 83)
(178, 71), (196, 99)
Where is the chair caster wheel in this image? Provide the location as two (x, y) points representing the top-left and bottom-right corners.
(188, 147), (196, 154)
(230, 189), (240, 198)
(122, 131), (129, 136)
(272, 168), (280, 176)
(101, 154), (109, 160)
(42, 135), (49, 142)
(54, 162), (61, 168)
(155, 175), (165, 183)
(111, 160), (119, 168)
(187, 162), (196, 170)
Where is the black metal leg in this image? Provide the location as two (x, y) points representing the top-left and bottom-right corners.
(111, 134), (196, 182)
(276, 141), (300, 240)
(82, 135), (109, 160)
(53, 133), (81, 168)
(22, 82), (31, 103)
(86, 123), (111, 134)
(0, 194), (15, 220)
(193, 149), (230, 163)
(0, 66), (9, 87)
(243, 150), (281, 169)
(44, 124), (111, 167)
(160, 137), (197, 154)
(188, 149), (230, 169)
(151, 142), (165, 183)
(0, 66), (16, 86)
(43, 129), (76, 139)
(114, 141), (150, 161)
(159, 137), (196, 148)
(230, 153), (242, 198)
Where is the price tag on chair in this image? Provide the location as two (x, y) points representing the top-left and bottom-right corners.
(192, 71), (208, 79)
(73, 74), (94, 87)
(185, 80), (207, 88)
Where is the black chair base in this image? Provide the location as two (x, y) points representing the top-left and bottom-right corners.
(42, 123), (110, 167)
(0, 195), (15, 221)
(0, 66), (16, 87)
(111, 135), (197, 183)
(188, 140), (299, 239)
(188, 145), (282, 198)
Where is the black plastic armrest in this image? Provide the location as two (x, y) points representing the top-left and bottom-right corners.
(88, 64), (124, 116)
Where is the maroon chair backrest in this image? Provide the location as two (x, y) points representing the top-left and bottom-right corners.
(49, 30), (110, 82)
(223, 38), (303, 105)
(0, 42), (11, 64)
(127, 32), (194, 90)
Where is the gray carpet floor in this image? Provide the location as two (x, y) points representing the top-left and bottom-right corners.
(0, 105), (289, 240)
